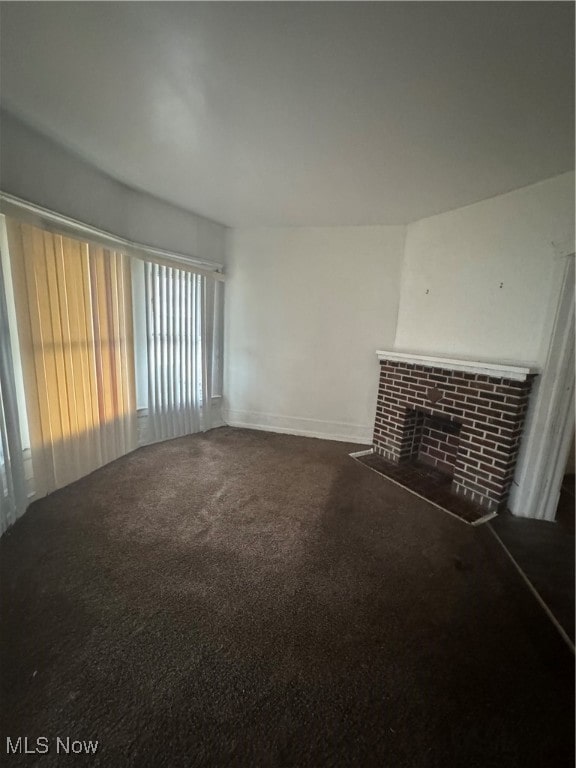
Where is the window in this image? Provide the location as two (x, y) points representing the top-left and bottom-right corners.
(5, 218), (136, 495)
(135, 261), (220, 443)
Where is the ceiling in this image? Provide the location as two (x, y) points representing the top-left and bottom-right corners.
(0, 2), (573, 227)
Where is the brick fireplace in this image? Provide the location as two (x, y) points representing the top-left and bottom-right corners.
(373, 351), (537, 512)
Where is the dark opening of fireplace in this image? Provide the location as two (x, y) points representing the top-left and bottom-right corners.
(404, 409), (462, 478)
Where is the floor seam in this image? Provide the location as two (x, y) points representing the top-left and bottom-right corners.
(487, 523), (575, 654)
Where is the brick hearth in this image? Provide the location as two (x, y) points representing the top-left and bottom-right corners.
(373, 354), (536, 512)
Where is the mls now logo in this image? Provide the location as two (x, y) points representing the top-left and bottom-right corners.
(55, 737), (99, 754)
(6, 738), (49, 755)
(6, 736), (99, 755)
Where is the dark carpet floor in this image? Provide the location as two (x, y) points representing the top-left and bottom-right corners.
(490, 475), (575, 642)
(0, 427), (574, 767)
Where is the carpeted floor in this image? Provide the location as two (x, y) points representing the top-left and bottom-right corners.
(490, 475), (575, 642)
(0, 427), (574, 767)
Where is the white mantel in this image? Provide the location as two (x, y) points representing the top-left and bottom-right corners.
(376, 350), (538, 382)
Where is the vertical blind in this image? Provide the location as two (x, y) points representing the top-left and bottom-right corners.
(144, 262), (214, 443)
(6, 219), (136, 497)
(0, 248), (27, 534)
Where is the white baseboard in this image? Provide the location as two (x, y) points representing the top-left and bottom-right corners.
(223, 409), (373, 445)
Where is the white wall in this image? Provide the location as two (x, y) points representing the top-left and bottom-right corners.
(0, 111), (226, 264)
(395, 172), (575, 366)
(224, 226), (405, 444)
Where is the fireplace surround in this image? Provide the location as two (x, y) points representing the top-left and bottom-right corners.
(373, 351), (537, 512)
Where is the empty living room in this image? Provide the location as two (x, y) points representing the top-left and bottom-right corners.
(0, 2), (574, 766)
